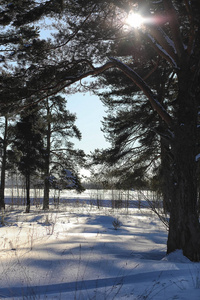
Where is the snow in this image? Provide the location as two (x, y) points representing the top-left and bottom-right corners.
(64, 169), (74, 178)
(0, 189), (200, 299)
(157, 27), (177, 54)
(196, 153), (200, 162)
(146, 33), (178, 69)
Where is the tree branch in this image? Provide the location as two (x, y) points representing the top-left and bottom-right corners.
(15, 58), (173, 131)
(146, 32), (178, 68)
(109, 57), (173, 128)
(14, 60), (116, 113)
(147, 26), (177, 63)
(184, 0), (196, 56)
(163, 0), (185, 60)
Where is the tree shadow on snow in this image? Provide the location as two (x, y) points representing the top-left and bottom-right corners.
(0, 268), (190, 299)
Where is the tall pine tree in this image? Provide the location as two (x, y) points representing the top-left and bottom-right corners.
(61, 0), (200, 261)
(11, 106), (45, 213)
(42, 95), (85, 210)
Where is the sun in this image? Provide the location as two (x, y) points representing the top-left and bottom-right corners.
(126, 12), (144, 28)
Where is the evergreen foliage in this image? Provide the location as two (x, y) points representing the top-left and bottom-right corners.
(11, 106), (45, 212)
(42, 95), (85, 209)
(0, 1), (87, 210)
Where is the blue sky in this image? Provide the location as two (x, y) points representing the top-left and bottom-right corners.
(67, 92), (110, 154)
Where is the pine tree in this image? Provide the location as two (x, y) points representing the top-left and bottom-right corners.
(11, 106), (45, 213)
(62, 0), (200, 261)
(42, 96), (85, 210)
(1, 1), (88, 210)
(0, 117), (8, 210)
(94, 60), (174, 210)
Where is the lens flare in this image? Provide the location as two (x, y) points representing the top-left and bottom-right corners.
(126, 12), (144, 28)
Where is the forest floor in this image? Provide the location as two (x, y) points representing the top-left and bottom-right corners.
(0, 190), (200, 299)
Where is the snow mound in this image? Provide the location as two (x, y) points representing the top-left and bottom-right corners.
(162, 250), (191, 263)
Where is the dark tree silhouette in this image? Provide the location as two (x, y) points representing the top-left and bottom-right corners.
(12, 107), (45, 213)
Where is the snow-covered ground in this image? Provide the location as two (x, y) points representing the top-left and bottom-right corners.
(0, 189), (200, 299)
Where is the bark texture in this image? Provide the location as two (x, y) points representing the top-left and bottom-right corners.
(167, 67), (200, 261)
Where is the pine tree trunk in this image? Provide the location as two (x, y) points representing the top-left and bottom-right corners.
(167, 129), (200, 261)
(43, 100), (50, 210)
(25, 174), (30, 213)
(0, 117), (8, 210)
(160, 138), (172, 213)
(167, 69), (200, 261)
(43, 177), (49, 210)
